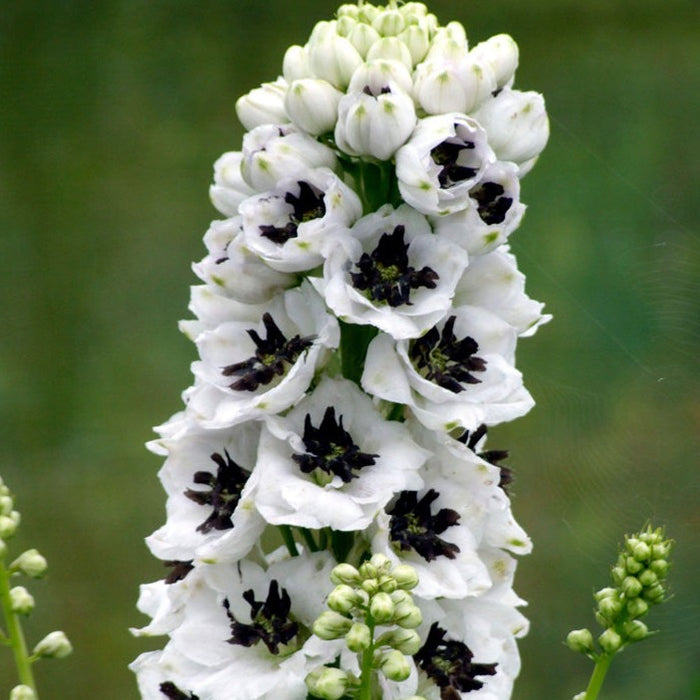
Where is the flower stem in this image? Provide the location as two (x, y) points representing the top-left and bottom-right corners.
(358, 620), (376, 700)
(0, 558), (38, 695)
(278, 525), (299, 557)
(583, 654), (613, 700)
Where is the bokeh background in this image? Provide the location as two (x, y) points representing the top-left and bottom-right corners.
(1, 0), (698, 697)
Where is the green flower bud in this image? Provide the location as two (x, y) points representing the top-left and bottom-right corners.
(638, 569), (658, 588)
(369, 553), (392, 573)
(0, 512), (20, 539)
(305, 667), (350, 700)
(393, 601), (422, 629)
(597, 595), (622, 621)
(392, 564), (419, 591)
(398, 24), (430, 65)
(598, 628), (622, 654)
(358, 4), (380, 23)
(366, 37), (413, 70)
(372, 9), (405, 37)
(33, 630), (72, 658)
(345, 622), (372, 652)
(611, 565), (626, 586)
(361, 578), (379, 595)
(378, 574), (397, 593)
(0, 494), (13, 515)
(330, 563), (361, 586)
(10, 586), (35, 615)
(626, 597), (649, 619)
(376, 627), (422, 655)
(313, 611), (353, 640)
(370, 591), (395, 623)
(390, 589), (411, 605)
(623, 619), (650, 642)
(11, 549), (48, 578)
(565, 628), (595, 655)
(328, 584), (359, 614)
(336, 4), (360, 20)
(348, 23), (381, 58)
(642, 583), (666, 604)
(336, 15), (357, 37)
(651, 542), (671, 560)
(379, 649), (411, 682)
(650, 559), (669, 578)
(359, 561), (378, 580)
(631, 541), (651, 562)
(594, 587), (617, 602)
(621, 576), (643, 598)
(624, 556), (643, 574)
(10, 686), (36, 700)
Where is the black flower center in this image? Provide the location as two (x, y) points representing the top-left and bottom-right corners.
(409, 316), (487, 392)
(259, 181), (326, 244)
(458, 424), (513, 494)
(431, 133), (477, 188)
(350, 225), (439, 307)
(388, 490), (460, 562)
(414, 622), (497, 698)
(292, 406), (378, 485)
(222, 312), (315, 392)
(224, 580), (299, 655)
(163, 560), (194, 584)
(184, 450), (252, 534)
(470, 181), (512, 225)
(159, 682), (199, 699)
(362, 84), (392, 97)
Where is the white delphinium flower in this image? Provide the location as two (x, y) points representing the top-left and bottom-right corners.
(240, 124), (337, 192)
(240, 167), (362, 272)
(191, 217), (294, 305)
(144, 420), (266, 565)
(284, 78), (343, 136)
(235, 78), (289, 131)
(430, 160), (525, 256)
(254, 376), (427, 531)
(131, 647), (207, 700)
(452, 246), (552, 337)
(315, 203), (469, 340)
(472, 87), (550, 175)
(362, 305), (533, 431)
(185, 282), (339, 428)
(396, 113), (496, 216)
(209, 151), (256, 217)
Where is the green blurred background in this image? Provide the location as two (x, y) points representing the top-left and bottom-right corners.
(1, 0), (698, 697)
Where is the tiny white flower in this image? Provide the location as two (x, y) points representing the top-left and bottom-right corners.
(452, 246), (552, 337)
(240, 167), (362, 272)
(397, 23), (431, 66)
(284, 78), (343, 136)
(192, 217), (294, 305)
(473, 87), (550, 169)
(307, 29), (363, 90)
(470, 34), (519, 90)
(235, 78), (289, 131)
(254, 376), (426, 531)
(145, 421), (267, 565)
(209, 151), (256, 217)
(347, 58), (414, 95)
(366, 36), (414, 71)
(240, 124), (337, 192)
(186, 282), (339, 428)
(396, 113), (496, 216)
(282, 44), (312, 82)
(430, 160), (526, 256)
(362, 306), (533, 432)
(315, 203), (468, 340)
(130, 648), (206, 700)
(347, 21), (382, 58)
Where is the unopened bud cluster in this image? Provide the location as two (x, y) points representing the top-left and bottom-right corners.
(0, 476), (72, 698)
(566, 525), (672, 659)
(307, 555), (423, 698)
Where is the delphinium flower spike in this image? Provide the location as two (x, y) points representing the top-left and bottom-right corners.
(0, 476), (73, 700)
(566, 524), (673, 700)
(132, 3), (549, 698)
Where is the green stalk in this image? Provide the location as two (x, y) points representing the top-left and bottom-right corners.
(278, 525), (299, 557)
(583, 654), (613, 700)
(339, 320), (378, 386)
(358, 619), (376, 700)
(0, 559), (38, 694)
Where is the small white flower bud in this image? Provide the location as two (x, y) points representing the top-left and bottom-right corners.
(400, 2), (429, 19)
(626, 597), (649, 618)
(638, 569), (658, 588)
(369, 591), (395, 623)
(392, 564), (419, 590)
(594, 587), (617, 602)
(623, 619), (650, 642)
(327, 584), (359, 614)
(11, 549), (48, 578)
(650, 559), (669, 577)
(0, 494), (13, 515)
(379, 649), (411, 681)
(643, 583), (666, 603)
(598, 628), (622, 654)
(631, 541), (651, 561)
(358, 4), (380, 24)
(348, 22), (381, 58)
(359, 560), (378, 579)
(336, 15), (357, 38)
(283, 45), (312, 82)
(611, 565), (626, 586)
(597, 595), (622, 621)
(651, 542), (671, 560)
(330, 563), (361, 585)
(393, 601), (422, 629)
(209, 151), (256, 216)
(235, 79), (289, 131)
(33, 630), (72, 658)
(361, 578), (379, 595)
(10, 586), (35, 615)
(308, 34), (363, 90)
(372, 10), (405, 37)
(625, 556), (643, 574)
(369, 553), (391, 572)
(285, 78), (343, 135)
(366, 37), (413, 71)
(565, 628), (595, 655)
(348, 58), (413, 95)
(305, 667), (351, 700)
(313, 611), (353, 640)
(337, 4), (360, 20)
(473, 88), (549, 166)
(377, 627), (422, 655)
(0, 512), (19, 538)
(10, 686), (36, 700)
(398, 24), (430, 65)
(470, 34), (519, 89)
(621, 576), (643, 599)
(378, 574), (397, 593)
(345, 622), (372, 652)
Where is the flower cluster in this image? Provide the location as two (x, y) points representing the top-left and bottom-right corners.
(132, 2), (549, 698)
